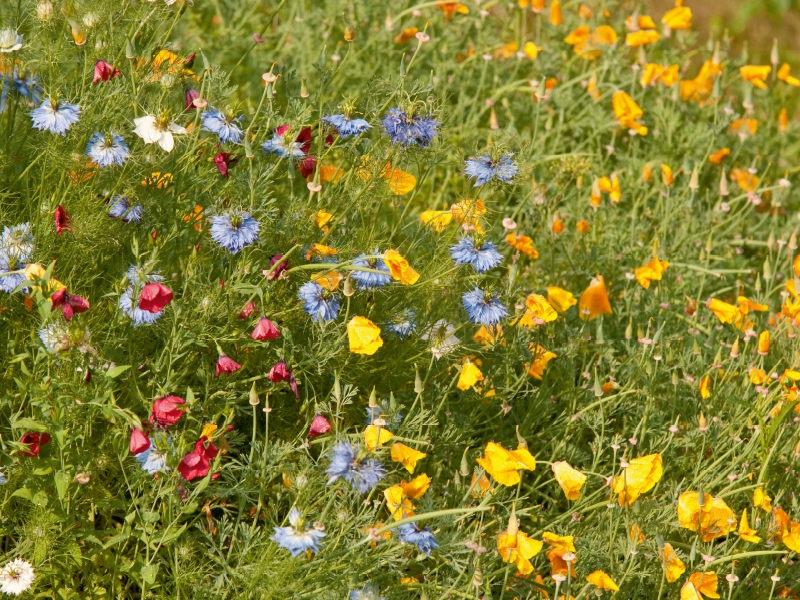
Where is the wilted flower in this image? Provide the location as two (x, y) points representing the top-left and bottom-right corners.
(49, 288), (90, 321)
(271, 507), (326, 557)
(92, 60), (120, 84)
(213, 152), (238, 178)
(31, 99), (81, 135)
(209, 212), (260, 254)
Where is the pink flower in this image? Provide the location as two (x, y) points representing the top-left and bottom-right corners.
(253, 33), (265, 43)
(238, 302), (256, 319)
(268, 360), (299, 399)
(309, 414), (332, 437)
(266, 254), (289, 280)
(185, 88), (200, 110)
(214, 152), (238, 178)
(54, 205), (70, 234)
(129, 429), (150, 455)
(50, 288), (90, 321)
(150, 396), (185, 426)
(139, 282), (173, 313)
(252, 317), (280, 340)
(20, 432), (51, 457)
(92, 60), (120, 84)
(215, 355), (242, 377)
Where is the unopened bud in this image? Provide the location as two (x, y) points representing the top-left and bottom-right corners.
(719, 169), (729, 196)
(771, 38), (780, 67)
(625, 318), (633, 340)
(385, 11), (394, 32)
(672, 371), (679, 386)
(593, 370), (603, 397)
(763, 259), (772, 282)
(125, 38), (135, 59)
(343, 275), (355, 297)
(730, 338), (740, 358)
(689, 164), (699, 191)
(37, 0), (54, 21)
(333, 371), (341, 402)
(389, 391), (397, 412)
(249, 381), (259, 406)
(300, 78), (309, 99)
(535, 77), (547, 100)
(201, 50), (211, 71)
(506, 503), (518, 537)
(460, 446), (471, 477)
(244, 136), (254, 159)
(368, 386), (377, 408)
(414, 365), (424, 394)
(515, 426), (528, 449)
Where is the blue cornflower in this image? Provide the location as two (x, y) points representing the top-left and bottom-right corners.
(349, 583), (386, 600)
(31, 98), (80, 135)
(464, 153), (518, 186)
(86, 132), (130, 167)
(323, 114), (371, 138)
(382, 108), (438, 147)
(462, 288), (509, 325)
(135, 440), (168, 475)
(385, 309), (416, 340)
(350, 249), (392, 289)
(209, 212), (260, 254)
(119, 266), (165, 326)
(271, 507), (326, 557)
(450, 237), (502, 273)
(0, 251), (27, 293)
(201, 107), (244, 144)
(397, 522), (439, 556)
(298, 281), (341, 322)
(0, 223), (34, 262)
(107, 196), (143, 223)
(326, 442), (385, 494)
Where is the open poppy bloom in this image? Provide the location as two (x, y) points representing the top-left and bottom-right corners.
(497, 517), (543, 576)
(754, 487), (772, 511)
(659, 542), (685, 582)
(635, 256), (669, 289)
(139, 282), (173, 313)
(364, 424), (393, 450)
(740, 65), (772, 90)
(476, 441), (536, 486)
(547, 287), (576, 313)
(527, 344), (557, 379)
(738, 509), (761, 543)
(586, 570), (619, 592)
(612, 453), (663, 506)
(347, 316), (383, 355)
(543, 532), (576, 576)
(552, 461), (586, 500)
(625, 29), (659, 47)
(682, 572), (719, 600)
(390, 442), (427, 474)
(383, 250), (420, 285)
(662, 6), (692, 30)
(50, 288), (90, 321)
(517, 294), (557, 328)
(506, 233), (539, 258)
(457, 361), (483, 390)
(150, 396), (186, 426)
(178, 437), (219, 481)
(93, 60), (120, 84)
(579, 275), (612, 320)
(677, 491), (735, 541)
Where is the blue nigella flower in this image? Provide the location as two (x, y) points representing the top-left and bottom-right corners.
(298, 281), (341, 322)
(462, 288), (508, 325)
(323, 114), (371, 138)
(385, 309), (416, 340)
(107, 196), (143, 223)
(135, 439), (168, 475)
(261, 134), (306, 159)
(119, 266), (165, 326)
(0, 222), (34, 262)
(326, 441), (385, 494)
(350, 249), (392, 289)
(464, 153), (518, 186)
(349, 583), (386, 600)
(0, 469), (6, 486)
(31, 98), (81, 135)
(13, 70), (43, 105)
(398, 522), (439, 556)
(209, 212), (260, 254)
(201, 107), (244, 144)
(382, 108), (438, 147)
(0, 251), (27, 293)
(86, 132), (130, 167)
(450, 237), (502, 273)
(38, 323), (67, 354)
(271, 507), (326, 557)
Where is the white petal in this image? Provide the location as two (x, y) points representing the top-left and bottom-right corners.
(168, 122), (187, 134)
(134, 115), (156, 127)
(158, 131), (174, 152)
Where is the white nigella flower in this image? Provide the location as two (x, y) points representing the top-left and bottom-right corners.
(0, 28), (23, 53)
(0, 559), (36, 596)
(133, 115), (187, 152)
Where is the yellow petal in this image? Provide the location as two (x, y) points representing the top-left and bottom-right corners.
(457, 361), (484, 390)
(551, 461), (586, 500)
(348, 316), (384, 355)
(390, 442), (427, 474)
(364, 424), (393, 450)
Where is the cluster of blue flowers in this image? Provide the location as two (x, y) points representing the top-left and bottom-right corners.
(326, 442), (385, 494)
(0, 223), (32, 294)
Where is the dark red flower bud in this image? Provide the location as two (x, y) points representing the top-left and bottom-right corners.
(268, 360), (291, 383)
(299, 155), (317, 179)
(184, 53), (196, 68)
(214, 152), (238, 178)
(309, 414), (331, 437)
(185, 88), (200, 110)
(93, 60), (120, 84)
(252, 317), (280, 340)
(130, 429), (151, 455)
(238, 302), (256, 319)
(19, 432), (51, 457)
(150, 396), (186, 426)
(151, 230), (158, 240)
(139, 283), (173, 313)
(178, 452), (209, 481)
(225, 424), (234, 432)
(54, 205), (70, 234)
(290, 375), (299, 399)
(84, 368), (91, 383)
(215, 355), (242, 378)
(267, 254), (289, 280)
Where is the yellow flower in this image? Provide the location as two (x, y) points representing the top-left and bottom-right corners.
(680, 59), (723, 103)
(642, 163), (653, 181)
(579, 275), (612, 321)
(390, 442), (426, 474)
(738, 509), (761, 543)
(612, 91), (647, 136)
(497, 530), (543, 575)
(305, 243), (337, 260)
(705, 298), (738, 324)
(708, 148), (730, 165)
(200, 423), (218, 440)
(383, 165), (417, 195)
(401, 473), (431, 499)
(523, 42), (540, 59)
(311, 269), (342, 291)
(547, 287), (577, 313)
(660, 542), (686, 583)
(364, 424), (393, 450)
(420, 210), (453, 232)
(754, 487), (773, 511)
(506, 233), (539, 259)
(758, 330), (770, 356)
(549, 0), (562, 25)
(348, 316), (383, 355)
(586, 570), (619, 592)
(740, 65), (772, 90)
(634, 257), (669, 290)
(677, 491), (735, 541)
(314, 209), (333, 231)
(598, 174), (621, 203)
(527, 344), (557, 379)
(518, 293), (557, 328)
(687, 572), (720, 599)
(450, 198), (486, 232)
(383, 250), (420, 285)
(24, 264), (65, 293)
(384, 485), (415, 520)
(699, 374), (711, 399)
(662, 6), (692, 29)
(730, 120), (759, 138)
(576, 219), (590, 235)
(393, 27), (419, 44)
(780, 107), (789, 132)
(612, 453), (663, 506)
(476, 441), (536, 486)
(778, 63), (800, 86)
(661, 163), (674, 186)
(473, 324), (503, 345)
(749, 368), (767, 385)
(457, 361), (484, 390)
(625, 29), (659, 47)
(551, 461), (586, 500)
(543, 532), (577, 576)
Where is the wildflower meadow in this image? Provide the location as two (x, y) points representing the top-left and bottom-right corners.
(2, 0), (800, 598)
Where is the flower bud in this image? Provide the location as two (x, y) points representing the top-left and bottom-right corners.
(125, 38), (135, 59)
(300, 78), (309, 99)
(460, 446), (471, 477)
(625, 318), (633, 340)
(385, 11), (394, 32)
(771, 38), (779, 67)
(343, 275), (355, 297)
(333, 372), (341, 402)
(414, 364), (424, 394)
(730, 337), (740, 358)
(368, 386), (377, 408)
(593, 370), (603, 397)
(506, 503), (518, 538)
(516, 425), (528, 449)
(689, 164), (699, 191)
(36, 0), (54, 21)
(719, 169), (729, 196)
(757, 330), (770, 356)
(249, 381), (259, 406)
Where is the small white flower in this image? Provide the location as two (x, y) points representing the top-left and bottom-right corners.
(133, 115), (187, 152)
(0, 28), (23, 53)
(0, 559), (36, 596)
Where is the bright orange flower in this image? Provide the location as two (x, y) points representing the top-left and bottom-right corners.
(677, 491), (736, 541)
(780, 107), (789, 133)
(579, 275), (612, 320)
(640, 63), (679, 87)
(662, 6), (692, 30)
(749, 368), (767, 385)
(383, 250), (419, 285)
(527, 345), (557, 379)
(552, 215), (565, 234)
(394, 27), (419, 44)
(708, 148), (730, 165)
(740, 65), (772, 90)
(305, 243), (338, 260)
(642, 163), (653, 181)
(518, 293), (557, 328)
(661, 163), (674, 186)
(473, 324), (503, 345)
(738, 509), (761, 543)
(612, 91), (648, 135)
(705, 298), (738, 324)
(635, 256), (669, 289)
(626, 29), (659, 47)
(680, 59), (723, 103)
(730, 118), (759, 137)
(364, 424), (393, 450)
(598, 174), (621, 203)
(543, 532), (577, 576)
(576, 219), (590, 234)
(547, 287), (577, 313)
(436, 1), (469, 20)
(730, 168), (759, 192)
(314, 209), (334, 231)
(758, 330), (770, 356)
(506, 233), (539, 259)
(778, 63), (800, 86)
(549, 0), (562, 25)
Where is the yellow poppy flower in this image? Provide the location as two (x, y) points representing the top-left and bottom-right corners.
(677, 491), (735, 541)
(699, 375), (711, 399)
(660, 542), (686, 582)
(625, 15), (656, 29)
(661, 163), (674, 186)
(450, 198), (486, 232)
(680, 59), (723, 102)
(634, 257), (669, 289)
(518, 293), (558, 329)
(730, 119), (759, 137)
(348, 316), (383, 355)
(547, 287), (577, 313)
(738, 509), (761, 543)
(579, 275), (612, 320)
(552, 215), (566, 234)
(576, 219), (590, 234)
(384, 485), (415, 520)
(420, 210), (453, 232)
(754, 487), (772, 511)
(311, 269), (342, 291)
(662, 6), (692, 29)
(749, 368), (767, 385)
(497, 529), (543, 575)
(705, 298), (738, 324)
(758, 330), (770, 356)
(393, 27), (419, 44)
(314, 209), (334, 230)
(780, 107), (789, 132)
(305, 243), (338, 260)
(506, 233), (539, 259)
(778, 63), (800, 86)
(708, 148), (730, 165)
(401, 473), (431, 499)
(364, 424), (393, 450)
(642, 163), (653, 181)
(597, 174), (621, 203)
(474, 324), (503, 345)
(549, 0), (562, 25)
(476, 441), (536, 486)
(383, 250), (420, 285)
(688, 572), (720, 599)
(543, 532), (576, 576)
(612, 453), (663, 506)
(390, 442), (426, 474)
(625, 29), (659, 47)
(612, 91), (648, 135)
(782, 521), (800, 552)
(586, 570), (619, 592)
(457, 361), (484, 390)
(551, 461), (586, 500)
(740, 65), (772, 90)
(527, 344), (557, 379)
(383, 165), (417, 195)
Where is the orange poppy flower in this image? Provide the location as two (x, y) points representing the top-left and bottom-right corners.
(708, 148), (730, 165)
(740, 65), (772, 90)
(662, 6), (692, 30)
(625, 29), (659, 47)
(612, 91), (648, 135)
(579, 275), (612, 320)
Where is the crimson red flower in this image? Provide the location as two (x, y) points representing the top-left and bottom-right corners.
(238, 302), (256, 319)
(54, 205), (70, 234)
(178, 439), (219, 481)
(139, 282), (173, 313)
(252, 317), (280, 340)
(93, 60), (120, 84)
(268, 360), (299, 399)
(184, 53), (196, 68)
(267, 254), (289, 280)
(130, 429), (150, 455)
(214, 152), (238, 178)
(185, 88), (200, 109)
(215, 355), (242, 377)
(150, 396), (186, 426)
(20, 432), (51, 457)
(309, 414), (332, 437)
(50, 288), (90, 321)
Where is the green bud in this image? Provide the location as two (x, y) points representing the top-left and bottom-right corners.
(244, 136), (254, 159)
(249, 381), (259, 406)
(625, 318), (633, 340)
(414, 364), (424, 394)
(460, 446), (470, 477)
(593, 370), (603, 397)
(300, 78), (309, 99)
(125, 38), (135, 60)
(368, 386), (377, 408)
(389, 391), (397, 412)
(201, 50), (211, 71)
(333, 372), (341, 403)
